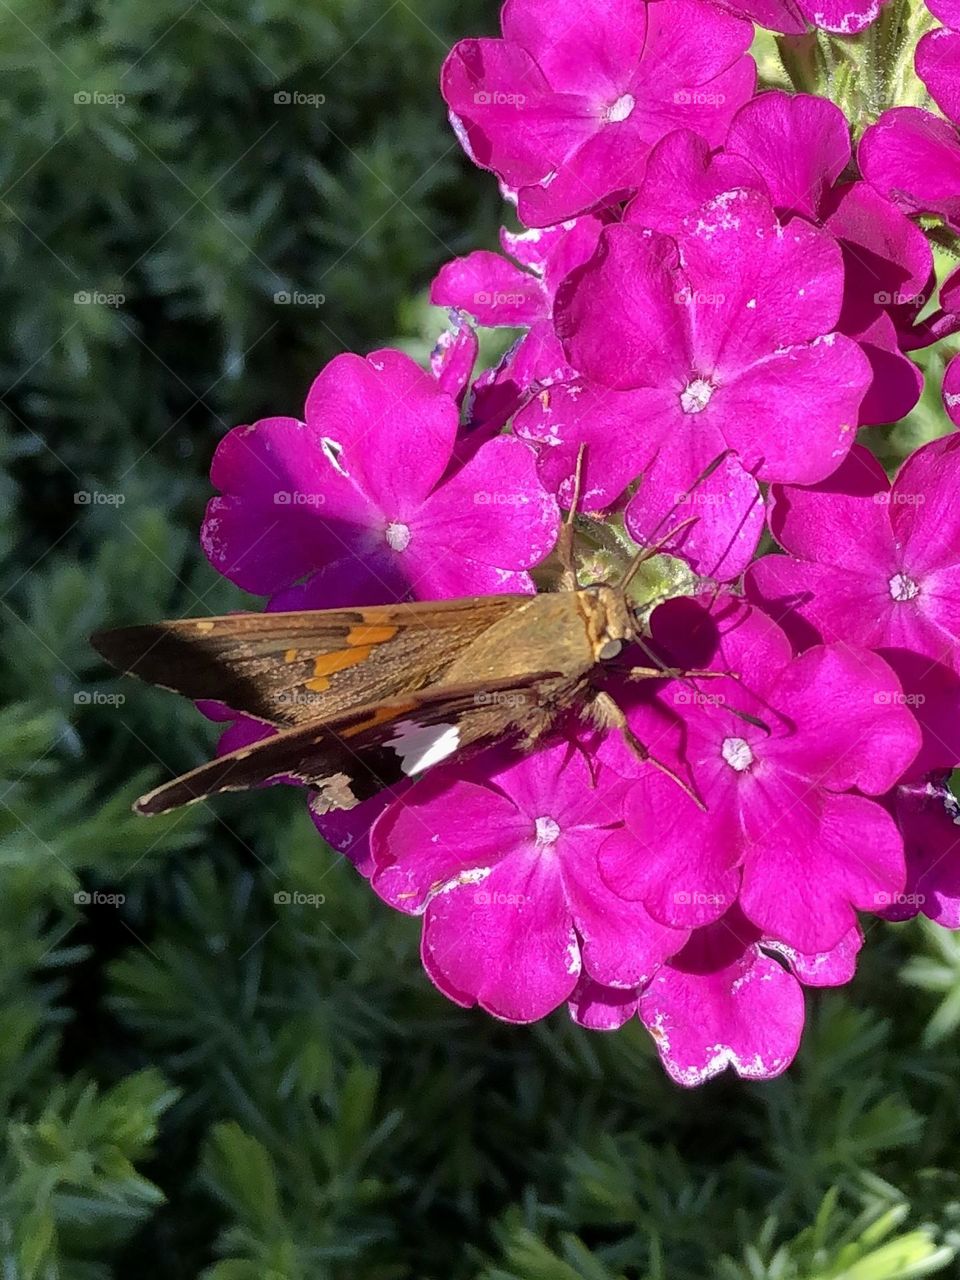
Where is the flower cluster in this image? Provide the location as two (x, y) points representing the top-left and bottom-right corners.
(198, 0), (960, 1085)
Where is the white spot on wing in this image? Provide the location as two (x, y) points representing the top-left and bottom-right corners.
(390, 720), (460, 775)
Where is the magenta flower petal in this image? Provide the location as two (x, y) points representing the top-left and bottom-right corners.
(373, 743), (644, 1022)
(423, 851), (581, 1022)
(764, 926), (862, 987)
(513, 380), (663, 511)
(431, 311), (479, 404)
(624, 129), (760, 235)
(710, 0), (806, 37)
(202, 415), (371, 595)
(619, 598), (917, 954)
(568, 977), (639, 1030)
(927, 0), (960, 21)
(725, 90), (851, 219)
(740, 784), (906, 953)
(889, 431), (960, 573)
(860, 107), (960, 232)
(556, 224), (687, 389)
(601, 798), (741, 929)
(918, 27), (960, 123)
(796, 0), (885, 34)
(714, 336), (868, 482)
(373, 777), (524, 914)
(431, 251), (549, 327)
(887, 779), (960, 927)
(824, 182), (934, 338)
(441, 38), (594, 189)
(501, 0), (648, 97)
(516, 119), (654, 225)
(944, 353), (960, 426)
(560, 829), (690, 987)
(851, 315), (924, 426)
(879, 650), (960, 778)
(204, 350), (559, 605)
(761, 644), (922, 795)
(412, 434), (559, 579)
(764, 443), (894, 569)
(625, 446), (764, 580)
(304, 350), (457, 516)
(639, 913), (805, 1086)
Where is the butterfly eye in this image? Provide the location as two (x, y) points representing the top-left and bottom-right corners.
(598, 638), (623, 660)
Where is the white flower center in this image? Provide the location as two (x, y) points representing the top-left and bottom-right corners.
(535, 815), (561, 845)
(680, 378), (714, 415)
(721, 736), (754, 772)
(385, 521), (411, 552)
(605, 92), (635, 123)
(889, 572), (919, 602)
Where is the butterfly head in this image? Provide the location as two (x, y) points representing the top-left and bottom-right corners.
(581, 583), (636, 662)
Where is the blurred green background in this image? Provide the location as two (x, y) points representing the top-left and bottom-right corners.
(4, 3), (960, 1277)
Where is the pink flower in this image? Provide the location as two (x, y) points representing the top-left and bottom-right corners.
(637, 909), (805, 1085)
(569, 905), (860, 1083)
(598, 596), (921, 954)
(554, 188), (870, 578)
(441, 0), (755, 225)
(860, 108), (960, 234)
(370, 742), (688, 1022)
(628, 95), (928, 419)
(747, 438), (960, 673)
(201, 349), (559, 603)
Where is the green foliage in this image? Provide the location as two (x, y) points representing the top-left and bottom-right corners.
(3, 2), (960, 1278)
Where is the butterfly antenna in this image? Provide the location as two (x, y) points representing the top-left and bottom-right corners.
(629, 633), (771, 735)
(617, 449), (734, 592)
(558, 442), (587, 592)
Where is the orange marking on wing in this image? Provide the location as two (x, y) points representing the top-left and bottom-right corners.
(347, 624), (398, 646)
(306, 647), (372, 692)
(342, 700), (417, 737)
(284, 648), (298, 663)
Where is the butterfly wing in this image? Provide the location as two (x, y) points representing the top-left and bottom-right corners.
(133, 672), (571, 816)
(92, 596), (524, 726)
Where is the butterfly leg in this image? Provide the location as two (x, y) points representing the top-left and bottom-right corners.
(586, 689), (706, 810)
